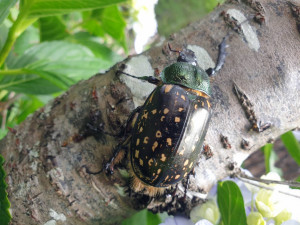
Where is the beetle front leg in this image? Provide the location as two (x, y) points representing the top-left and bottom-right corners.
(206, 36), (228, 76)
(116, 70), (162, 85)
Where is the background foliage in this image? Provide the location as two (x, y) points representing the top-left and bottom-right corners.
(0, 0), (299, 225)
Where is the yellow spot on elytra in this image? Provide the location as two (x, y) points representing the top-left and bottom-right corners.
(184, 172), (188, 177)
(148, 92), (154, 103)
(152, 141), (158, 151)
(151, 109), (157, 114)
(143, 137), (149, 144)
(175, 174), (181, 179)
(164, 175), (169, 181)
(201, 101), (204, 107)
(136, 138), (140, 146)
(148, 158), (153, 166)
(184, 159), (189, 166)
(141, 111), (148, 119)
(139, 159), (143, 166)
(181, 95), (186, 101)
(164, 85), (173, 93)
(194, 104), (198, 109)
(163, 108), (169, 114)
(157, 168), (162, 174)
(135, 150), (139, 158)
(161, 154), (166, 162)
(175, 117), (180, 123)
(166, 138), (172, 146)
(160, 116), (165, 121)
(178, 107), (184, 112)
(156, 130), (162, 138)
(207, 100), (211, 108)
(189, 162), (193, 168)
(139, 127), (143, 133)
(153, 173), (156, 176)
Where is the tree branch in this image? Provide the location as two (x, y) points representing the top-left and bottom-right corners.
(1, 0), (300, 224)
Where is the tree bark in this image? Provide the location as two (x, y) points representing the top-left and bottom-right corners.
(1, 0), (300, 224)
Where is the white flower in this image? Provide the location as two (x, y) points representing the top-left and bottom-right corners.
(247, 212), (266, 225)
(190, 200), (220, 224)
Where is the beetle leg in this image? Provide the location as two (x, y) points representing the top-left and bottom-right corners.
(105, 136), (131, 175)
(118, 106), (142, 137)
(106, 105), (143, 174)
(206, 36), (228, 76)
(116, 70), (162, 85)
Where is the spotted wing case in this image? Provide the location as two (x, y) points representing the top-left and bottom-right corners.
(130, 84), (211, 187)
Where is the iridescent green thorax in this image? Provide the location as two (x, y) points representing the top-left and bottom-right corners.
(160, 62), (211, 96)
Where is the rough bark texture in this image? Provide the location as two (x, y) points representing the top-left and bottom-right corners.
(1, 0), (300, 224)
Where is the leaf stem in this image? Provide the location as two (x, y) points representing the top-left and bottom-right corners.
(0, 68), (31, 76)
(0, 2), (35, 68)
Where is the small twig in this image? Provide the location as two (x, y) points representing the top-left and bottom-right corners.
(237, 176), (300, 199)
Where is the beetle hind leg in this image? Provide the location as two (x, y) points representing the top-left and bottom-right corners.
(105, 136), (131, 174)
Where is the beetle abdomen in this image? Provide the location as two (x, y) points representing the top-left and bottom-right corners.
(130, 84), (211, 187)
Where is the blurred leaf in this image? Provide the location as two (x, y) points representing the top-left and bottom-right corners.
(156, 0), (222, 36)
(122, 209), (161, 225)
(291, 176), (300, 190)
(281, 131), (300, 166)
(0, 75), (63, 95)
(26, 0), (127, 18)
(82, 18), (105, 37)
(0, 154), (11, 225)
(14, 26), (39, 55)
(84, 6), (127, 50)
(39, 16), (69, 41)
(100, 6), (127, 49)
(261, 143), (273, 173)
(0, 129), (8, 140)
(0, 0), (17, 25)
(0, 24), (9, 53)
(217, 181), (247, 225)
(7, 95), (44, 124)
(1, 41), (108, 94)
(70, 32), (122, 62)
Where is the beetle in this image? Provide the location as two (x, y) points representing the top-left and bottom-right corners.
(106, 38), (227, 196)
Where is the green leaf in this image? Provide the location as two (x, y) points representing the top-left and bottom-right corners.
(156, 0), (224, 36)
(39, 16), (69, 41)
(281, 131), (300, 166)
(0, 155), (11, 225)
(70, 32), (122, 62)
(0, 75), (63, 95)
(6, 95), (44, 125)
(217, 181), (247, 225)
(0, 129), (8, 140)
(0, 0), (18, 25)
(291, 176), (300, 190)
(100, 6), (127, 49)
(83, 6), (127, 50)
(261, 143), (273, 173)
(14, 25), (39, 55)
(0, 24), (9, 54)
(1, 41), (108, 94)
(122, 209), (161, 225)
(26, 0), (128, 18)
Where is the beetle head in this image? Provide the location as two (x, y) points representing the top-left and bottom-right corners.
(168, 43), (198, 66)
